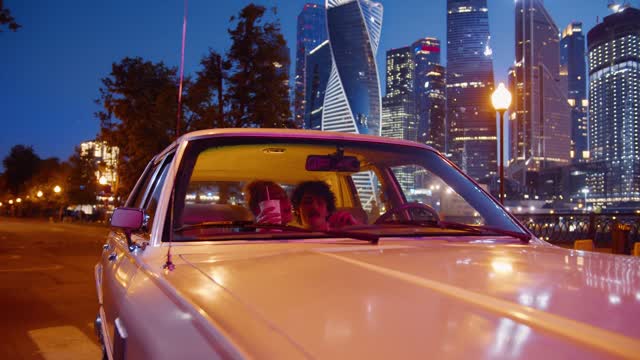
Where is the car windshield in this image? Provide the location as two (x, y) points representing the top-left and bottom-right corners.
(167, 136), (526, 241)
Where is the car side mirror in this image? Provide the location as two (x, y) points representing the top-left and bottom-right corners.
(111, 208), (144, 231)
(111, 208), (144, 251)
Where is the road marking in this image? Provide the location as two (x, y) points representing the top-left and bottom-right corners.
(0, 265), (63, 273)
(28, 325), (101, 360)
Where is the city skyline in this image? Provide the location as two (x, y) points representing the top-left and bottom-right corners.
(1, 0), (614, 165)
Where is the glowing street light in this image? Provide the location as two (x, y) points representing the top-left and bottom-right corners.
(99, 176), (108, 185)
(491, 82), (512, 205)
(9, 200), (14, 205)
(37, 190), (44, 198)
(16, 198), (22, 203)
(54, 185), (62, 194)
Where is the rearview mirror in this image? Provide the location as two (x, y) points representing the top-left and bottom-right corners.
(111, 208), (143, 231)
(306, 155), (360, 172)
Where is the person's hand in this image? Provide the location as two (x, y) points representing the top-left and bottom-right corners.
(328, 211), (359, 229)
(256, 205), (282, 224)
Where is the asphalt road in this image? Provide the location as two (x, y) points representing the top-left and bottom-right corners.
(0, 217), (109, 359)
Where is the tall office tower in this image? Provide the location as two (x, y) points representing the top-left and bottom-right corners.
(323, 0), (383, 135)
(446, 0), (496, 182)
(587, 7), (640, 206)
(294, 3), (327, 128)
(382, 46), (416, 140)
(381, 47), (416, 190)
(413, 38), (446, 152)
(561, 22), (588, 164)
(510, 0), (571, 187)
(304, 41), (331, 130)
(324, 0), (383, 209)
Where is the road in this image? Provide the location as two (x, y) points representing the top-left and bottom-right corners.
(0, 217), (109, 359)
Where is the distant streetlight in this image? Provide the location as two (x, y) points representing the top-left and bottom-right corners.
(54, 185), (62, 194)
(582, 188), (589, 211)
(9, 200), (14, 205)
(16, 198), (22, 203)
(99, 176), (108, 185)
(0, 202), (3, 207)
(37, 190), (43, 198)
(491, 82), (512, 205)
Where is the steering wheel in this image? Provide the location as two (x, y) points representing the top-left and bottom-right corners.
(374, 202), (440, 225)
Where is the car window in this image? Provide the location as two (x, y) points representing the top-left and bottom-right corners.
(127, 161), (157, 208)
(168, 138), (525, 241)
(392, 165), (484, 225)
(143, 153), (175, 232)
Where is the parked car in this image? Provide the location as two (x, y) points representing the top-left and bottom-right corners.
(95, 129), (640, 359)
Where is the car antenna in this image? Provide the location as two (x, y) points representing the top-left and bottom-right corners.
(175, 0), (188, 139)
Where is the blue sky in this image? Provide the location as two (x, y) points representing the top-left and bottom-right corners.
(0, 0), (617, 166)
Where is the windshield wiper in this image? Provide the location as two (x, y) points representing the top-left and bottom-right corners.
(438, 221), (531, 242)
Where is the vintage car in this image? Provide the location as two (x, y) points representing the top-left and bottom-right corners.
(95, 129), (640, 359)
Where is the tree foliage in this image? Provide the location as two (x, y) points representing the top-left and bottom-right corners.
(0, 5), (21, 32)
(225, 4), (294, 128)
(66, 147), (98, 205)
(184, 49), (226, 131)
(96, 57), (179, 198)
(2, 145), (40, 195)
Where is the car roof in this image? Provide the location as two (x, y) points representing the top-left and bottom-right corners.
(173, 128), (436, 151)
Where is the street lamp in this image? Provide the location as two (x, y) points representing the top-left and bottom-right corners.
(16, 198), (22, 203)
(37, 190), (43, 198)
(491, 82), (512, 205)
(53, 185), (61, 193)
(99, 176), (108, 185)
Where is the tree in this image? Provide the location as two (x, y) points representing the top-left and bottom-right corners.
(96, 57), (179, 198)
(67, 147), (98, 205)
(0, 3), (21, 32)
(225, 5), (294, 128)
(183, 49), (226, 132)
(2, 145), (40, 195)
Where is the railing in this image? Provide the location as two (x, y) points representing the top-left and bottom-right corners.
(513, 212), (640, 254)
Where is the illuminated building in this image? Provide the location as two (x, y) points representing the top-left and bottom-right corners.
(80, 141), (119, 188)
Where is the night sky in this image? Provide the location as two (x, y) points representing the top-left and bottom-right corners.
(1, 0), (619, 167)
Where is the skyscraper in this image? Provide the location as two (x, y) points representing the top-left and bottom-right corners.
(324, 0), (383, 209)
(510, 0), (571, 187)
(304, 40), (331, 130)
(294, 3), (327, 127)
(587, 7), (640, 206)
(446, 0), (496, 182)
(413, 38), (446, 152)
(382, 46), (416, 141)
(561, 22), (588, 164)
(323, 0), (383, 135)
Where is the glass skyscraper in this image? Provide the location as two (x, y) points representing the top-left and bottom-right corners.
(294, 3), (327, 128)
(413, 38), (446, 152)
(382, 46), (416, 141)
(324, 0), (383, 210)
(304, 40), (331, 130)
(323, 0), (383, 136)
(510, 0), (571, 188)
(587, 7), (640, 206)
(561, 22), (588, 164)
(446, 0), (496, 182)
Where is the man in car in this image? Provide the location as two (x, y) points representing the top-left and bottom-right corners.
(291, 181), (359, 231)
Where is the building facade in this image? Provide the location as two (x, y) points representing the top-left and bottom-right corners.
(304, 41), (332, 130)
(561, 22), (589, 164)
(510, 0), (571, 188)
(80, 141), (119, 189)
(446, 0), (496, 182)
(294, 3), (327, 128)
(382, 46), (416, 141)
(587, 7), (640, 206)
(323, 0), (383, 135)
(324, 0), (383, 209)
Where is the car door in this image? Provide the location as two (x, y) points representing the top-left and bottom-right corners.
(100, 153), (171, 353)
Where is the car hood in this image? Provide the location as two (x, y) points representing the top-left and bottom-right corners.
(160, 238), (640, 359)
